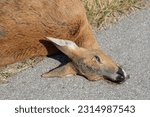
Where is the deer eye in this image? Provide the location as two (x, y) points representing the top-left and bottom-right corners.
(94, 55), (101, 63)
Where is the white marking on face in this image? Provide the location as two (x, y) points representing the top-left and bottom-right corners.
(121, 68), (127, 78)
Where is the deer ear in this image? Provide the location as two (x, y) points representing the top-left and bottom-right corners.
(47, 37), (78, 49)
(47, 37), (79, 57)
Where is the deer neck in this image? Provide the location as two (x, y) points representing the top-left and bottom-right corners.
(75, 23), (100, 50)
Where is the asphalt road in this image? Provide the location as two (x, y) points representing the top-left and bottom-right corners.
(0, 9), (150, 100)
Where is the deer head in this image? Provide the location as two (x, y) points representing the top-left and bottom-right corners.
(42, 37), (129, 83)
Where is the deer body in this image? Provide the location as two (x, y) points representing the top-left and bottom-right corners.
(0, 0), (128, 83)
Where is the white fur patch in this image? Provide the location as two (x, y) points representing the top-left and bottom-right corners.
(47, 37), (77, 49)
(122, 68), (127, 78)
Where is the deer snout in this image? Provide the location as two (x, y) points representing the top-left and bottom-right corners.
(104, 66), (129, 83)
(115, 67), (129, 83)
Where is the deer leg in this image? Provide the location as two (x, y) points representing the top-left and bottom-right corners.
(41, 62), (77, 78)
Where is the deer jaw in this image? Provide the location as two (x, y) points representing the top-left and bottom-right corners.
(42, 37), (128, 83)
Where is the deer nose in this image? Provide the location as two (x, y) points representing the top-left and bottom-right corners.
(115, 67), (127, 83)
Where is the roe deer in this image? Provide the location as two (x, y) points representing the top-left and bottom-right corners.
(0, 0), (128, 83)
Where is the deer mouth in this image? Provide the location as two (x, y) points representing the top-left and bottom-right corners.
(103, 74), (130, 84)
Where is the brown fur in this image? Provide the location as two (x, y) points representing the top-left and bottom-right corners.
(0, 0), (99, 66)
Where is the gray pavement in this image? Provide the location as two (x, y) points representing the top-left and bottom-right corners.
(0, 9), (150, 100)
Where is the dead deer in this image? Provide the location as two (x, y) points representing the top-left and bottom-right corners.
(0, 0), (128, 83)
